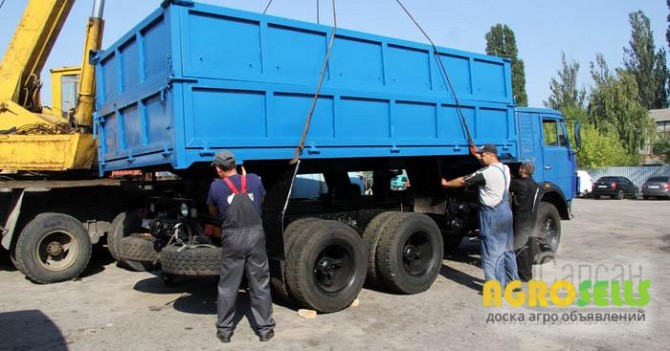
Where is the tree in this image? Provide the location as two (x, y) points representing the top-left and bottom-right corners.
(653, 134), (670, 163)
(574, 123), (641, 168)
(485, 24), (528, 106)
(623, 11), (669, 109)
(561, 106), (637, 167)
(588, 54), (656, 155)
(667, 0), (670, 49)
(544, 52), (586, 111)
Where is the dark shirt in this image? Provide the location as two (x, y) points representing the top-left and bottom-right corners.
(207, 174), (266, 221)
(510, 176), (539, 214)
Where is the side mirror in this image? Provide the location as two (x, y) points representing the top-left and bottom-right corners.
(574, 121), (582, 150)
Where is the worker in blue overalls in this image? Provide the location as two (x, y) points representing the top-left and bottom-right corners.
(441, 144), (519, 288)
(207, 150), (275, 343)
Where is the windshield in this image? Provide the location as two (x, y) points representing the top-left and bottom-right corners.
(647, 176), (669, 182)
(596, 177), (618, 183)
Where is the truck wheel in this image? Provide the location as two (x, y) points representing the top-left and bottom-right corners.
(375, 212), (443, 294)
(109, 212), (153, 272)
(271, 217), (321, 302)
(534, 202), (561, 254)
(15, 213), (92, 284)
(160, 245), (220, 276)
(285, 220), (367, 313)
(362, 211), (403, 287)
(119, 236), (159, 263)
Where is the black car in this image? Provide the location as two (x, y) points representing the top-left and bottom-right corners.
(641, 176), (670, 199)
(591, 176), (639, 199)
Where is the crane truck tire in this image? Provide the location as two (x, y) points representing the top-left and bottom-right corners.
(15, 213), (92, 284)
(109, 212), (154, 272)
(119, 236), (159, 263)
(285, 220), (367, 313)
(375, 212), (443, 294)
(362, 211), (404, 288)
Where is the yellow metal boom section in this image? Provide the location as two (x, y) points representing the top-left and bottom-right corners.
(0, 0), (104, 172)
(0, 0), (74, 110)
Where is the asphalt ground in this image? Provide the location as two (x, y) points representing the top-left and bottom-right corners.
(0, 198), (668, 351)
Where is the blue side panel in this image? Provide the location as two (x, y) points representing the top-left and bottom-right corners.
(96, 2), (518, 173)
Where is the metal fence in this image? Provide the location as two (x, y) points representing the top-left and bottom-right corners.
(585, 166), (670, 189)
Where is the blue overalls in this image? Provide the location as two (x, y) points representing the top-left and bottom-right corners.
(478, 164), (519, 287)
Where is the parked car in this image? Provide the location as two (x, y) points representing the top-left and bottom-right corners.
(576, 170), (594, 197)
(591, 176), (639, 199)
(390, 174), (410, 191)
(641, 176), (670, 200)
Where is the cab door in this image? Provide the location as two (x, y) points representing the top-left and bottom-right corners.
(541, 117), (574, 198)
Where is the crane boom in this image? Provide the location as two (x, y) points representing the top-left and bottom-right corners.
(0, 0), (104, 171)
(0, 0), (75, 111)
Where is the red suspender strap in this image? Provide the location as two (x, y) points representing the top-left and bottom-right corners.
(221, 177), (239, 194)
(241, 175), (247, 194)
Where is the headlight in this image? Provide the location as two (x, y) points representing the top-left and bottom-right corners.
(180, 203), (189, 217)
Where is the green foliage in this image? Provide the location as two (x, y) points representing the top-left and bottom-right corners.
(544, 52), (587, 111)
(588, 55), (656, 155)
(653, 134), (670, 163)
(485, 24), (528, 106)
(623, 11), (669, 109)
(561, 106), (637, 167)
(571, 123), (640, 168)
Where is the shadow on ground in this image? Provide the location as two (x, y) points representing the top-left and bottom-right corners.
(0, 310), (67, 351)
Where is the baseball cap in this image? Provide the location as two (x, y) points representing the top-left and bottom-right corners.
(478, 144), (497, 155)
(211, 150), (236, 168)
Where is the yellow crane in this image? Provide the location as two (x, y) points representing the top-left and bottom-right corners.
(0, 0), (114, 284)
(0, 0), (104, 171)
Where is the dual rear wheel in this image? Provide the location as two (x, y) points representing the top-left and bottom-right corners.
(280, 212), (444, 313)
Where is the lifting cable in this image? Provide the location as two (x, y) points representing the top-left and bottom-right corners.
(289, 0), (337, 164)
(262, 0), (274, 14)
(393, 0), (475, 149)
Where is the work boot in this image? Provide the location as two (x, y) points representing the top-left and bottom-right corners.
(216, 330), (233, 343)
(259, 330), (274, 342)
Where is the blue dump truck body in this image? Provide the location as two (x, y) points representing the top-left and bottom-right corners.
(95, 1), (577, 313)
(95, 2), (517, 172)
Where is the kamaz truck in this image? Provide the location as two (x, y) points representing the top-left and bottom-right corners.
(99, 1), (578, 313)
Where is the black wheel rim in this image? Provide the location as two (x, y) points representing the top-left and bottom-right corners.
(402, 231), (432, 275)
(313, 242), (355, 293)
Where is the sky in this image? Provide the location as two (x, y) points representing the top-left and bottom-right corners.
(0, 0), (668, 108)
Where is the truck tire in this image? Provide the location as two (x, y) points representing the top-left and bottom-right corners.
(271, 217), (321, 302)
(362, 211), (403, 288)
(534, 202), (561, 255)
(161, 245), (220, 276)
(375, 212), (443, 294)
(119, 236), (159, 263)
(15, 213), (92, 284)
(109, 212), (153, 272)
(285, 220), (367, 313)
